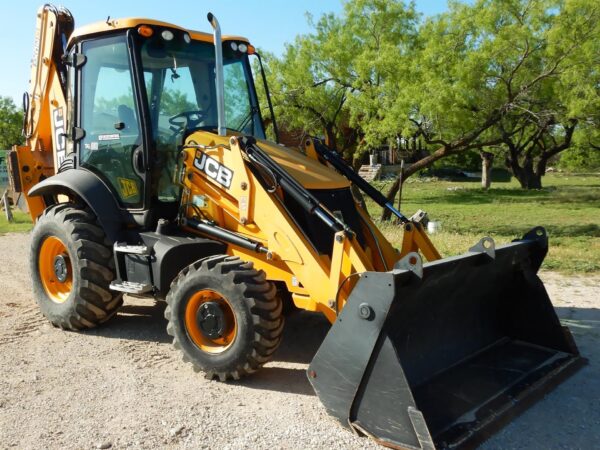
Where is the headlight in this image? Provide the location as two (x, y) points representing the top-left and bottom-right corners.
(230, 42), (238, 51)
(183, 33), (191, 44)
(238, 43), (248, 53)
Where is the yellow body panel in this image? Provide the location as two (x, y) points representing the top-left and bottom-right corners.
(254, 138), (350, 190)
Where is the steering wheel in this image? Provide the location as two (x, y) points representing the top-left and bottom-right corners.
(168, 110), (208, 134)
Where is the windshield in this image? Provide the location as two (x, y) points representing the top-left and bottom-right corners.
(137, 31), (264, 202)
(139, 33), (265, 139)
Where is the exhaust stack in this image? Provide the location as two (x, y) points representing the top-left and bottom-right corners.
(207, 12), (226, 136)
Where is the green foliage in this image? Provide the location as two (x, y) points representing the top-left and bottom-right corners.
(0, 97), (24, 149)
(558, 145), (600, 171)
(94, 89), (196, 121)
(487, 0), (600, 187)
(260, 0), (419, 154)
(224, 62), (252, 131)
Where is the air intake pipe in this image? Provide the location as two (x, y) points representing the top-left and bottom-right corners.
(207, 12), (226, 136)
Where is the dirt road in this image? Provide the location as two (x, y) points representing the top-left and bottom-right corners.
(0, 233), (598, 449)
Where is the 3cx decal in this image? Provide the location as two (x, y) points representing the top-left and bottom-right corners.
(52, 108), (66, 166)
(193, 151), (234, 189)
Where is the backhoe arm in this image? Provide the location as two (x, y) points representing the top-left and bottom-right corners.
(8, 5), (74, 220)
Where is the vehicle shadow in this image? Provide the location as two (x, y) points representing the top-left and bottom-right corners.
(87, 300), (172, 344)
(232, 366), (316, 396)
(87, 299), (330, 365)
(86, 299), (329, 396)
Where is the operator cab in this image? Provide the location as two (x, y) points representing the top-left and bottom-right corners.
(68, 20), (266, 227)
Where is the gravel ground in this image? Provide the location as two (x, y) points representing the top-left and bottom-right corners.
(0, 232), (598, 449)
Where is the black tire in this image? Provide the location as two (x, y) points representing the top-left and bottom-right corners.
(165, 255), (283, 381)
(30, 203), (123, 330)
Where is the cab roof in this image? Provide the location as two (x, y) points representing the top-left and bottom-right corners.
(69, 17), (249, 46)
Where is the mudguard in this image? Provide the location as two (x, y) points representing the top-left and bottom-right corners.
(308, 227), (585, 449)
(28, 168), (126, 242)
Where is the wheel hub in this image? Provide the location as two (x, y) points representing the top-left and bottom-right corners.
(196, 301), (227, 339)
(53, 254), (70, 283)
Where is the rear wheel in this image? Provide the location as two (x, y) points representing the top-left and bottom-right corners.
(30, 204), (123, 330)
(165, 255), (283, 381)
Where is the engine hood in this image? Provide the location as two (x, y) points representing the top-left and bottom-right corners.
(186, 132), (351, 190)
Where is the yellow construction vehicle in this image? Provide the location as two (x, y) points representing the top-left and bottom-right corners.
(8, 5), (584, 449)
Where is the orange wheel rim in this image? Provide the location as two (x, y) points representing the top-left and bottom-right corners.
(185, 289), (237, 354)
(38, 236), (73, 304)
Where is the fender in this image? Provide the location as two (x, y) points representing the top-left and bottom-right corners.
(28, 168), (126, 242)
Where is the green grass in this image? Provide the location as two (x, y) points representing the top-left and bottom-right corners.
(0, 209), (33, 234)
(367, 173), (600, 274)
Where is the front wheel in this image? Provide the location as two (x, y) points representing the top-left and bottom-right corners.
(30, 204), (123, 330)
(165, 255), (283, 381)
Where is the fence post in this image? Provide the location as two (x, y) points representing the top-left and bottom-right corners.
(396, 159), (405, 217)
(2, 189), (13, 223)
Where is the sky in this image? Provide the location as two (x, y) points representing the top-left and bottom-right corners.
(1, 1), (450, 106)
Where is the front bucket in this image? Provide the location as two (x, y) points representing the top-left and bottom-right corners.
(308, 227), (585, 450)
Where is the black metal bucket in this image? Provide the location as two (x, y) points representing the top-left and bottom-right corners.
(308, 227), (584, 450)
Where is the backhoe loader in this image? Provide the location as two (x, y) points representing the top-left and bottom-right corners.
(8, 5), (584, 449)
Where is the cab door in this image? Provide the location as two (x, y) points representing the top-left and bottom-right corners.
(78, 34), (145, 208)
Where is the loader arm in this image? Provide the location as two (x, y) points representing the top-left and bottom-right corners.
(178, 133), (379, 322)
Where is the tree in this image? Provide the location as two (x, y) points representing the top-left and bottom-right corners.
(495, 0), (600, 188)
(500, 118), (577, 189)
(262, 34), (354, 153)
(0, 97), (24, 149)
(263, 0), (420, 159)
(558, 142), (600, 171)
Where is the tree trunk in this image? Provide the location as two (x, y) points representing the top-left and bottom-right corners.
(397, 159), (405, 216)
(510, 156), (543, 189)
(514, 170), (543, 189)
(324, 125), (337, 152)
(501, 120), (576, 190)
(480, 151), (494, 190)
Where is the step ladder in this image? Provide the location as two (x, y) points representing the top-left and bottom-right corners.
(109, 243), (153, 294)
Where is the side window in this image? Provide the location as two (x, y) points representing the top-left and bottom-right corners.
(79, 35), (143, 208)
